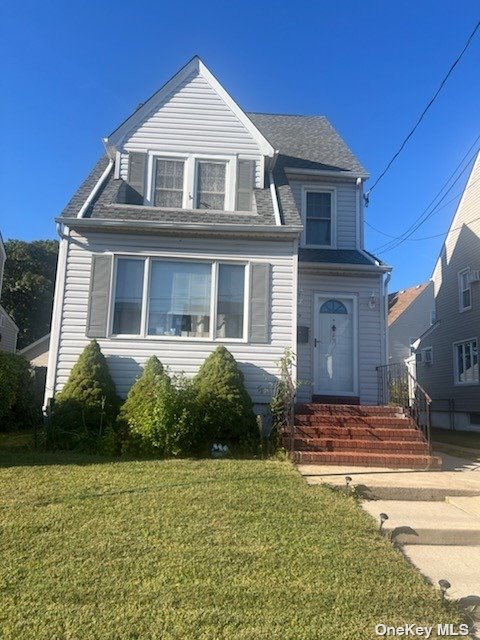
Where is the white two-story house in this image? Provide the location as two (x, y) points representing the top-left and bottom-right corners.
(45, 57), (391, 411)
(0, 232), (19, 354)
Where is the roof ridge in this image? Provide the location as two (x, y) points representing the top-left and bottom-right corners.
(247, 111), (327, 119)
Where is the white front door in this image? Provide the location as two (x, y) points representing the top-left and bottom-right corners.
(313, 294), (358, 396)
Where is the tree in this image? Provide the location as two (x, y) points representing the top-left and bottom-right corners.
(1, 239), (58, 349)
(50, 340), (119, 450)
(193, 346), (258, 443)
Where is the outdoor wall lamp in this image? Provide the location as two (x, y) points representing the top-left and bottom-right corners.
(369, 292), (377, 309)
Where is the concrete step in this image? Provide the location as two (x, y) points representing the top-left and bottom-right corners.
(295, 415), (415, 429)
(295, 403), (404, 416)
(284, 437), (430, 455)
(293, 451), (441, 469)
(362, 500), (480, 545)
(402, 545), (480, 600)
(446, 496), (480, 519)
(292, 426), (425, 441)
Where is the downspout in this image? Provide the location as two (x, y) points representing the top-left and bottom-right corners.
(77, 155), (114, 218)
(269, 169), (282, 226)
(383, 270), (392, 365)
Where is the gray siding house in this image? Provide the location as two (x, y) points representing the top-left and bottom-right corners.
(388, 282), (434, 364)
(417, 152), (480, 430)
(45, 57), (390, 410)
(0, 233), (19, 354)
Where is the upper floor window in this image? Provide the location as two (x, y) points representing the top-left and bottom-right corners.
(454, 338), (479, 384)
(196, 160), (227, 210)
(458, 268), (471, 312)
(125, 153), (255, 212)
(302, 188), (335, 247)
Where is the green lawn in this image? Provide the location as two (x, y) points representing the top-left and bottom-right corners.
(432, 427), (480, 451)
(0, 442), (465, 639)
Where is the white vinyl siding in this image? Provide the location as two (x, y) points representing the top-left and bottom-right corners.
(296, 269), (383, 404)
(52, 231), (295, 404)
(120, 72), (263, 188)
(0, 305), (18, 354)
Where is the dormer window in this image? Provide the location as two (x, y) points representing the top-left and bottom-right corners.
(125, 153), (255, 212)
(301, 186), (336, 247)
(195, 160), (227, 210)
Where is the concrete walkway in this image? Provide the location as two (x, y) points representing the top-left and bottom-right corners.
(298, 451), (480, 631)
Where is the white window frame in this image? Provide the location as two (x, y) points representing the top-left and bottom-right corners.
(108, 254), (250, 343)
(453, 338), (479, 386)
(141, 151), (243, 211)
(430, 309), (436, 325)
(421, 347), (433, 365)
(301, 185), (337, 248)
(458, 268), (472, 312)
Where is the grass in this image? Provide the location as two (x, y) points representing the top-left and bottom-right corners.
(0, 440), (466, 639)
(432, 427), (480, 451)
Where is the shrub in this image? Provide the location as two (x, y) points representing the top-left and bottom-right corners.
(120, 358), (200, 457)
(0, 352), (37, 430)
(268, 348), (296, 451)
(49, 340), (119, 451)
(193, 346), (258, 444)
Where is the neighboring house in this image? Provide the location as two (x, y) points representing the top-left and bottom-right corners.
(388, 282), (434, 364)
(19, 333), (50, 367)
(45, 57), (391, 411)
(0, 232), (19, 353)
(417, 152), (480, 430)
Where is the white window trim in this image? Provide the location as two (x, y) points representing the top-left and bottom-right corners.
(108, 253), (250, 343)
(458, 267), (472, 312)
(421, 346), (433, 365)
(140, 151), (252, 212)
(453, 337), (479, 386)
(300, 185), (337, 249)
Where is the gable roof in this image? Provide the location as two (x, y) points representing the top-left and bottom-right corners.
(388, 283), (430, 325)
(248, 113), (368, 176)
(106, 56), (275, 158)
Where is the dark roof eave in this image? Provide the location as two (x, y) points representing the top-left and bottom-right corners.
(299, 260), (391, 273)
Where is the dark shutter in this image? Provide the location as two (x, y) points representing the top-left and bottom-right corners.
(236, 160), (255, 211)
(86, 254), (112, 338)
(126, 152), (146, 205)
(249, 263), (270, 343)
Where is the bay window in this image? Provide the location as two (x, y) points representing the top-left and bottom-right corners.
(111, 257), (247, 340)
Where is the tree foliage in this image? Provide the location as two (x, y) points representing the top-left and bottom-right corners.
(193, 346), (258, 443)
(0, 352), (37, 430)
(2, 239), (58, 349)
(50, 340), (119, 451)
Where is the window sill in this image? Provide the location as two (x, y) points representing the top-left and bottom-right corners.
(453, 380), (480, 386)
(107, 334), (249, 344)
(459, 307), (473, 313)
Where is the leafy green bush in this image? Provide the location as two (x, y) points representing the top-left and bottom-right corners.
(0, 352), (37, 430)
(49, 340), (119, 451)
(193, 346), (258, 444)
(120, 357), (200, 457)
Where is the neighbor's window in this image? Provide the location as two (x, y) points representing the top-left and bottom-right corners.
(148, 261), (211, 337)
(454, 339), (479, 384)
(458, 268), (471, 312)
(216, 264), (245, 339)
(154, 159), (184, 208)
(196, 161), (227, 210)
(305, 191), (332, 246)
(112, 258), (145, 335)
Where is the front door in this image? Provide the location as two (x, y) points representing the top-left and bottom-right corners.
(313, 294), (358, 396)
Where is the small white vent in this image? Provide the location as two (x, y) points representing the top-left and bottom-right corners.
(468, 270), (480, 283)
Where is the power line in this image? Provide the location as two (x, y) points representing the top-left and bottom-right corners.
(364, 19), (480, 204)
(371, 141), (480, 253)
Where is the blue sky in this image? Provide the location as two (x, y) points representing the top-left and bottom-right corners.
(1, 1), (479, 290)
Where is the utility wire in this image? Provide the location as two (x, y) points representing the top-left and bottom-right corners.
(365, 19), (480, 204)
(371, 142), (480, 253)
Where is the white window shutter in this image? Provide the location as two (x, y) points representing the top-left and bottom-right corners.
(86, 255), (112, 338)
(236, 160), (255, 211)
(249, 263), (270, 343)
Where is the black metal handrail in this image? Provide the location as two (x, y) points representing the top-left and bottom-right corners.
(377, 362), (432, 449)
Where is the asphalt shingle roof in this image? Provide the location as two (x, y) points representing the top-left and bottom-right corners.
(388, 283), (430, 325)
(298, 248), (378, 265)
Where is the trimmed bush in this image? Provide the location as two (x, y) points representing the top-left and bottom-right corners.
(49, 340), (119, 451)
(0, 352), (37, 430)
(120, 357), (200, 457)
(193, 346), (258, 444)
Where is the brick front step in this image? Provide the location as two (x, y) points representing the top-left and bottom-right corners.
(292, 451), (441, 469)
(283, 437), (430, 454)
(294, 415), (415, 428)
(295, 404), (404, 416)
(291, 426), (425, 441)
